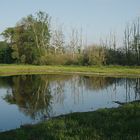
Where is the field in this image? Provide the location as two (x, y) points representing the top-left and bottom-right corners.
(0, 65), (140, 77)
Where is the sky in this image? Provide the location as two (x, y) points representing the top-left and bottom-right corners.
(0, 0), (140, 45)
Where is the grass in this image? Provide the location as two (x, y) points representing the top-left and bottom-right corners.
(0, 103), (140, 140)
(0, 64), (140, 77)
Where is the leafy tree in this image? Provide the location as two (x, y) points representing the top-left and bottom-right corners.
(1, 11), (51, 65)
(24, 11), (51, 59)
(0, 41), (13, 63)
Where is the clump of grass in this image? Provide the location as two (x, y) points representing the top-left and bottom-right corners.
(0, 103), (140, 140)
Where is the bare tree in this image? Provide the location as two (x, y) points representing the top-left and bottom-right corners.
(132, 18), (140, 64)
(68, 28), (83, 59)
(50, 25), (65, 54)
(124, 24), (132, 64)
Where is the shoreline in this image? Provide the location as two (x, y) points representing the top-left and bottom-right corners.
(0, 102), (140, 139)
(0, 65), (140, 77)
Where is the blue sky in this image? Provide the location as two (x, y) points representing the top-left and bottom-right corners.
(0, 0), (140, 45)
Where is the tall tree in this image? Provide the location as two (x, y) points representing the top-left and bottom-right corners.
(50, 25), (65, 54)
(1, 11), (51, 64)
(25, 11), (51, 55)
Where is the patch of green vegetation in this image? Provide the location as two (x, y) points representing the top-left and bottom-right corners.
(0, 103), (140, 140)
(0, 65), (140, 77)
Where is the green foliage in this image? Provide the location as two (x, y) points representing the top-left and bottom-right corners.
(0, 12), (140, 66)
(20, 55), (26, 63)
(79, 45), (106, 66)
(0, 41), (13, 64)
(1, 11), (51, 65)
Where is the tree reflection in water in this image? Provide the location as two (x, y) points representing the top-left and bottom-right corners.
(3, 75), (71, 120)
(2, 75), (140, 120)
(4, 75), (52, 120)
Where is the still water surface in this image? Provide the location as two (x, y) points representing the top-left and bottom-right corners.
(0, 74), (140, 131)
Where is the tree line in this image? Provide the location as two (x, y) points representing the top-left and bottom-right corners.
(0, 11), (140, 65)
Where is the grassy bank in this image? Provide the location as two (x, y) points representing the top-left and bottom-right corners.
(0, 103), (140, 140)
(0, 65), (140, 77)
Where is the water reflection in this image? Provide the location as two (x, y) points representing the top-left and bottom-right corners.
(3, 75), (52, 120)
(2, 75), (72, 120)
(0, 75), (140, 130)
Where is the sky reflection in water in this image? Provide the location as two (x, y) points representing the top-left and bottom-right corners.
(0, 74), (140, 131)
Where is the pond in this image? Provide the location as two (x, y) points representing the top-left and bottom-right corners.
(0, 74), (140, 131)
